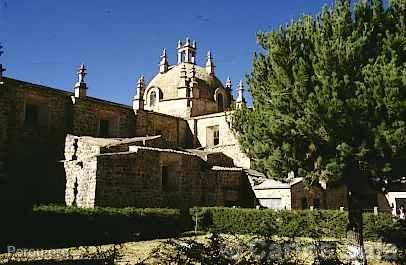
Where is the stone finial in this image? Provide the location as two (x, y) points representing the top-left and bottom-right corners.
(137, 74), (145, 89)
(77, 64), (87, 83)
(185, 37), (190, 46)
(225, 77), (232, 90)
(192, 40), (196, 49)
(236, 80), (246, 108)
(160, 48), (169, 73)
(0, 44), (5, 80)
(133, 74), (145, 111)
(74, 64), (87, 98)
(206, 50), (215, 75)
(177, 40), (182, 49)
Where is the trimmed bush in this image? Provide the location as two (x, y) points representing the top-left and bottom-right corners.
(190, 207), (404, 242)
(1, 205), (190, 251)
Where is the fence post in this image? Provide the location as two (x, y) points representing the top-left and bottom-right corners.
(195, 211), (198, 234)
(340, 207), (344, 212)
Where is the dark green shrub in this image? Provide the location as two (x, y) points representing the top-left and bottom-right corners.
(190, 207), (404, 242)
(1, 205), (188, 251)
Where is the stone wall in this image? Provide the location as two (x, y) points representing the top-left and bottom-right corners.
(72, 97), (135, 138)
(64, 157), (97, 208)
(290, 182), (325, 209)
(94, 147), (205, 208)
(189, 112), (251, 168)
(1, 78), (137, 204)
(254, 188), (292, 209)
(63, 135), (253, 208)
(204, 168), (244, 206)
(135, 109), (193, 148)
(1, 78), (73, 204)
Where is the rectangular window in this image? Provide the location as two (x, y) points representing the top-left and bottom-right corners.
(25, 103), (39, 127)
(99, 119), (110, 138)
(206, 125), (220, 146)
(161, 165), (177, 192)
(162, 166), (169, 188)
(213, 129), (220, 145)
(24, 102), (49, 130)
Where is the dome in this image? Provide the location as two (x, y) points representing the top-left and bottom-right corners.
(145, 63), (224, 101)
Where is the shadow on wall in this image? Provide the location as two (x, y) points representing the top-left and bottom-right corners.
(1, 138), (66, 207)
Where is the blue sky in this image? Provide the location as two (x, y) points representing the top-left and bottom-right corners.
(0, 0), (336, 106)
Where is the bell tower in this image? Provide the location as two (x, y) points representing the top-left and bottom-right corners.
(177, 37), (197, 64)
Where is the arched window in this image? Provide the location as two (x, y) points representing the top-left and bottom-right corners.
(150, 91), (157, 107)
(217, 93), (224, 112)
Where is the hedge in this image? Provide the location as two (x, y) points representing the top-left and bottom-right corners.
(190, 207), (405, 243)
(1, 205), (191, 251)
(2, 205), (405, 253)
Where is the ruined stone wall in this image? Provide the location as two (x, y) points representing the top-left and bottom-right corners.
(135, 110), (193, 148)
(64, 157), (97, 208)
(94, 148), (205, 208)
(72, 97), (135, 138)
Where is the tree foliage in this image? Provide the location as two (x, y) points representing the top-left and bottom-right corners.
(231, 0), (406, 185)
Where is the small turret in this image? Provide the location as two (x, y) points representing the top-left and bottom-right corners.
(205, 50), (215, 75)
(133, 75), (145, 111)
(74, 64), (87, 98)
(236, 80), (246, 108)
(177, 37), (197, 64)
(159, 48), (169, 74)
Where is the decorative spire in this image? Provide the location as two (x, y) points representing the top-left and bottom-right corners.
(137, 74), (145, 90)
(160, 48), (169, 73)
(133, 74), (145, 111)
(177, 40), (182, 49)
(192, 40), (196, 49)
(185, 37), (190, 46)
(77, 64), (87, 83)
(205, 50), (215, 75)
(236, 80), (246, 108)
(0, 43), (5, 81)
(74, 63), (87, 98)
(225, 77), (232, 90)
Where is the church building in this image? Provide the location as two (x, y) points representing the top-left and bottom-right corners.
(1, 39), (402, 211)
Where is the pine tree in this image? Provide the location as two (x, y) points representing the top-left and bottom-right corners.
(230, 0), (406, 264)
